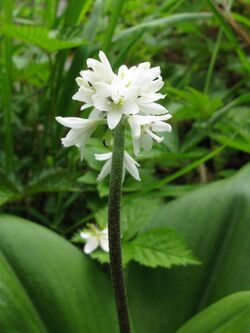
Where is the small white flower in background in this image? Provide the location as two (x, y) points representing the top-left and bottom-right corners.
(80, 226), (109, 254)
(56, 50), (172, 180)
(95, 151), (141, 182)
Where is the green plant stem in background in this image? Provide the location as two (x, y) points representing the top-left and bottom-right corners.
(102, 0), (126, 52)
(204, 28), (223, 94)
(108, 120), (131, 333)
(2, 0), (13, 173)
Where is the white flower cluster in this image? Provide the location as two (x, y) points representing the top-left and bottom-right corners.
(56, 51), (172, 181)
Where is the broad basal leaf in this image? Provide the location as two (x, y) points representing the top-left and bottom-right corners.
(177, 292), (250, 333)
(0, 215), (118, 333)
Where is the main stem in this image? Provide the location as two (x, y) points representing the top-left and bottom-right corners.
(108, 120), (131, 333)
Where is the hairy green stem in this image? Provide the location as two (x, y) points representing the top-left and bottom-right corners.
(108, 121), (131, 333)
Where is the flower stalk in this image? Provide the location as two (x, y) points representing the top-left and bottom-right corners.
(108, 119), (131, 333)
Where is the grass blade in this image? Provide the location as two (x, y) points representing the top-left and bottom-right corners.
(102, 0), (126, 52)
(114, 12), (212, 41)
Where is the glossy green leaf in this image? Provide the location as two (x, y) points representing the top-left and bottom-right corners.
(0, 215), (118, 333)
(177, 292), (250, 333)
(128, 163), (250, 333)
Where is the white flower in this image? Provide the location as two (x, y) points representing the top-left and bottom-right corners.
(92, 76), (139, 129)
(128, 114), (172, 155)
(118, 62), (168, 116)
(95, 151), (141, 181)
(80, 226), (109, 254)
(55, 111), (104, 160)
(72, 51), (115, 110)
(72, 51), (169, 131)
(57, 50), (172, 177)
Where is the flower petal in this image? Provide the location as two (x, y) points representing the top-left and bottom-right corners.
(122, 102), (139, 115)
(100, 236), (109, 252)
(84, 237), (99, 254)
(124, 151), (141, 181)
(132, 137), (140, 156)
(151, 122), (172, 132)
(97, 159), (112, 181)
(140, 133), (153, 151)
(128, 116), (141, 138)
(107, 111), (122, 130)
(56, 116), (89, 128)
(95, 152), (112, 161)
(139, 102), (168, 115)
(80, 232), (90, 240)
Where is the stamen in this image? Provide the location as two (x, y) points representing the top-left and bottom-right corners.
(107, 96), (114, 103)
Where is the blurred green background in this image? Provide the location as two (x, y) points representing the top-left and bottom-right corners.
(0, 0), (249, 235)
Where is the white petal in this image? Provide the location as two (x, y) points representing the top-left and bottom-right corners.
(147, 78), (164, 92)
(101, 228), (108, 235)
(93, 96), (111, 112)
(95, 152), (112, 161)
(56, 116), (89, 128)
(138, 92), (165, 103)
(100, 236), (109, 252)
(133, 137), (140, 156)
(122, 102), (139, 115)
(140, 133), (153, 151)
(88, 109), (104, 120)
(99, 51), (113, 75)
(138, 62), (150, 71)
(72, 88), (93, 104)
(84, 237), (99, 254)
(118, 64), (128, 79)
(80, 104), (92, 111)
(124, 151), (141, 181)
(148, 66), (161, 79)
(152, 114), (172, 121)
(80, 232), (90, 240)
(145, 129), (163, 143)
(139, 102), (168, 115)
(128, 116), (141, 138)
(151, 122), (172, 133)
(94, 82), (111, 96)
(97, 159), (112, 181)
(107, 111), (122, 130)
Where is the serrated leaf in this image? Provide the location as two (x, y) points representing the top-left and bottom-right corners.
(91, 250), (109, 264)
(1, 24), (85, 52)
(123, 227), (200, 269)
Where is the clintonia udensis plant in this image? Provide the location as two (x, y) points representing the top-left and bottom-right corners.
(56, 51), (172, 333)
